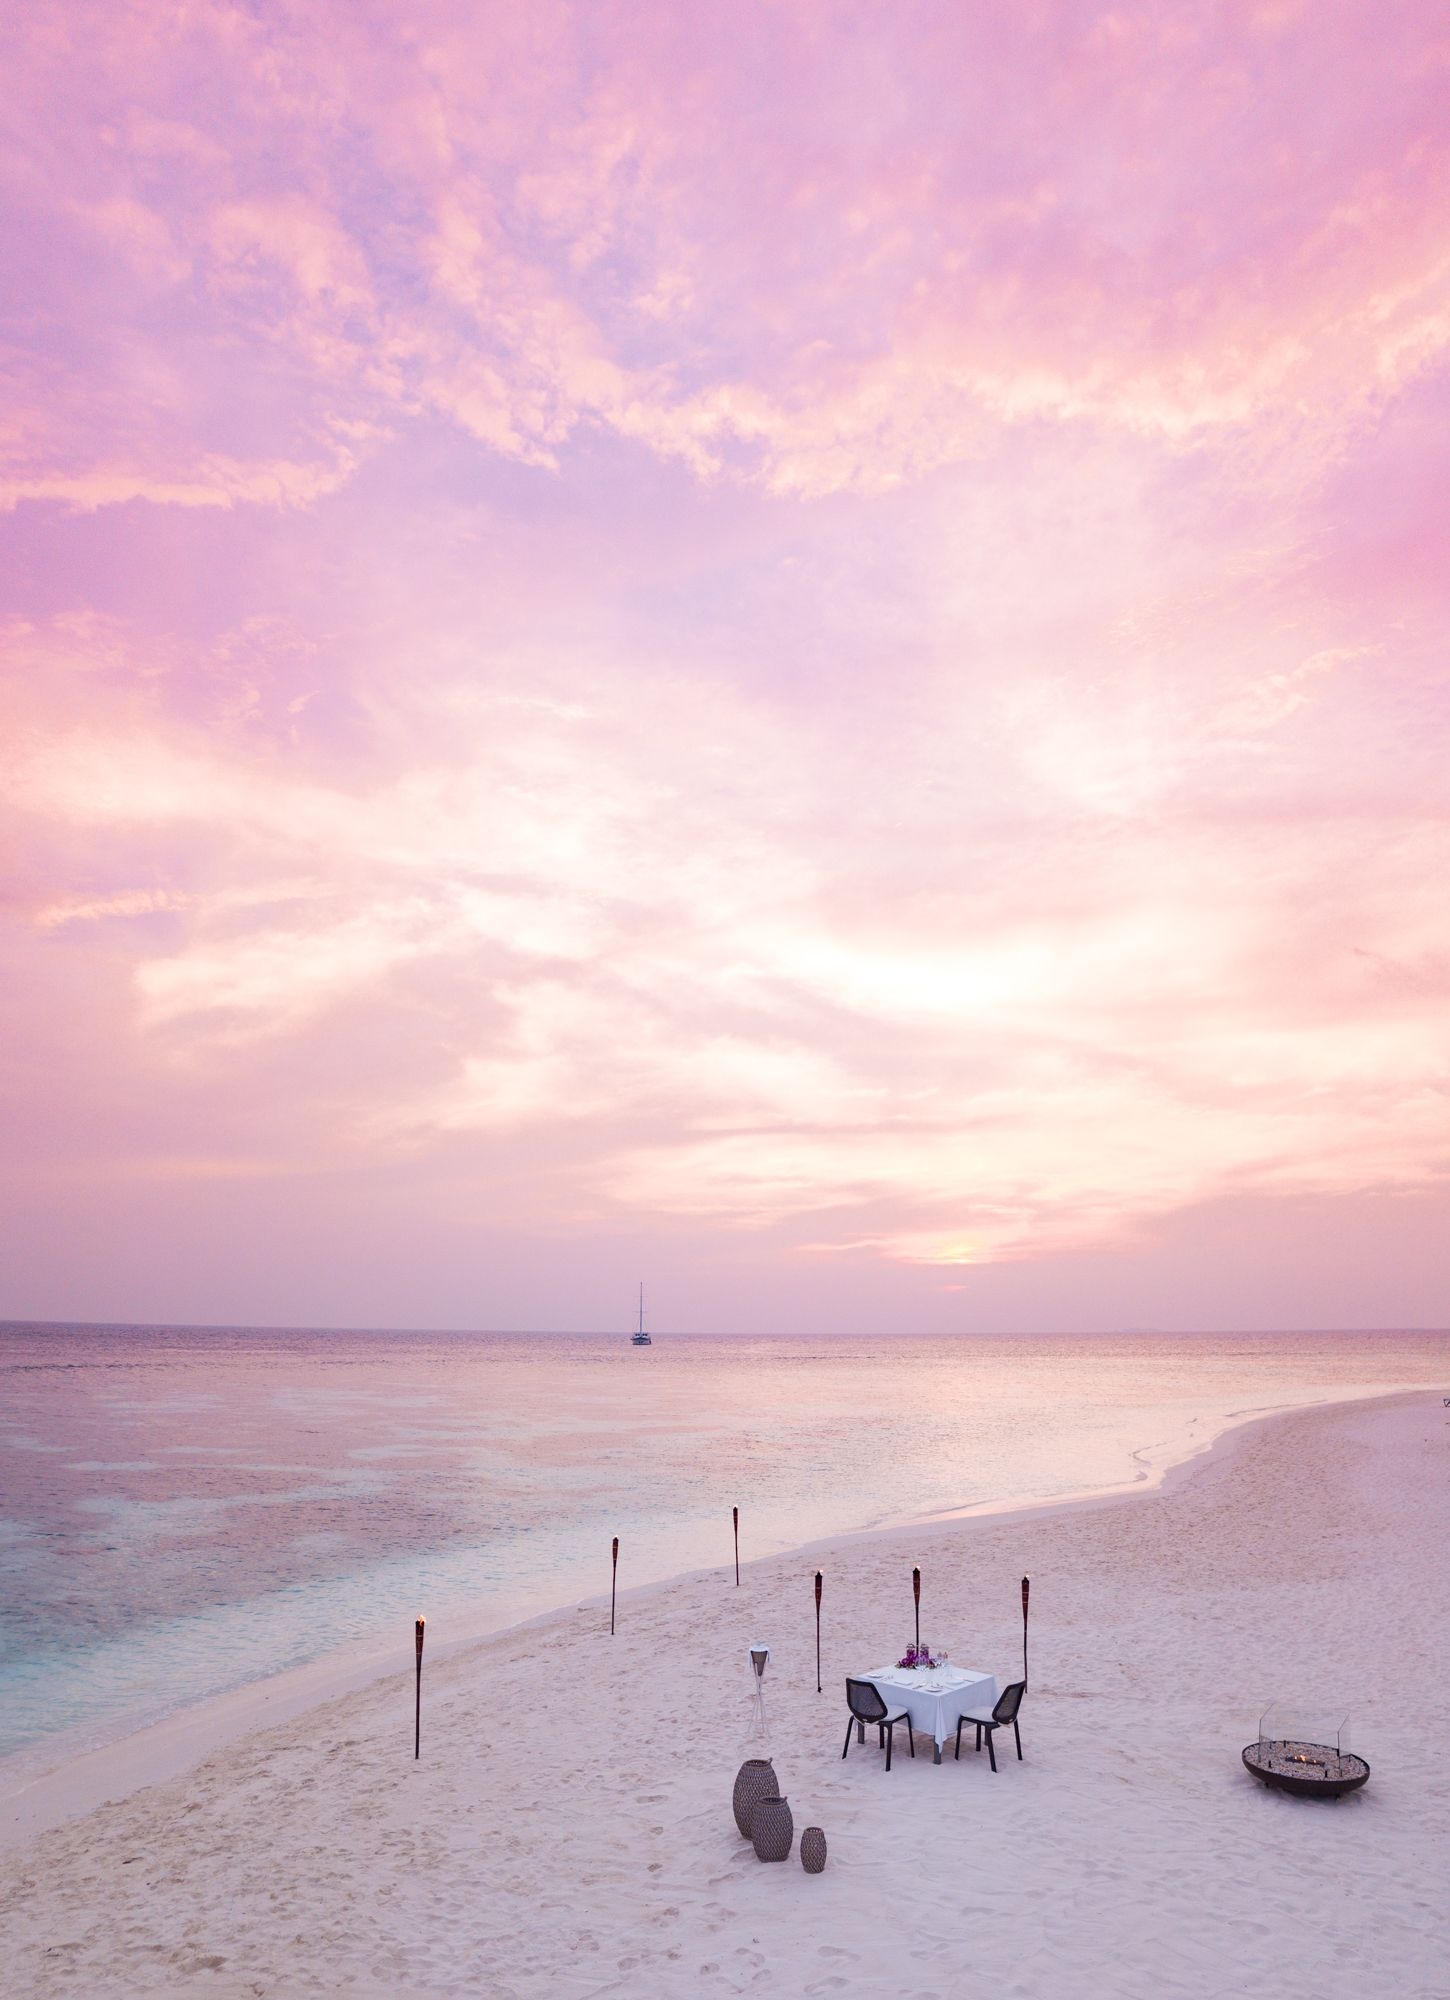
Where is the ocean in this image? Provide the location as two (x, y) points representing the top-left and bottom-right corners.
(2, 1322), (1445, 1766)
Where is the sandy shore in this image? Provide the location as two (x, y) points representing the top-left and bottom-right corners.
(3, 1391), (1446, 1998)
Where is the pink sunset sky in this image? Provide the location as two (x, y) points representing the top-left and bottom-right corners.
(3, 2), (1448, 1334)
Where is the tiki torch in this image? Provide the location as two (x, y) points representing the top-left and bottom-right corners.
(814, 1570), (822, 1693)
(912, 1565), (921, 1654)
(611, 1536), (619, 1635)
(1021, 1574), (1030, 1685)
(733, 1505), (740, 1587)
(414, 1616), (424, 1759)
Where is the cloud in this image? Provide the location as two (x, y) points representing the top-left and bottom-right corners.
(8, 586), (1447, 1277)
(0, 451), (360, 515)
(8, 1), (1450, 514)
(4, 2), (1450, 1324)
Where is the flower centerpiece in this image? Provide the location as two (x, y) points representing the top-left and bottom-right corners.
(897, 1644), (941, 1670)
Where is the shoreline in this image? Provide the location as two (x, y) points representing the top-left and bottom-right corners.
(0, 1379), (1422, 1857)
(4, 1387), (1446, 1998)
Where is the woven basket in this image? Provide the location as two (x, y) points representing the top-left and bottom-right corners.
(732, 1758), (779, 1838)
(800, 1826), (827, 1873)
(751, 1793), (794, 1862)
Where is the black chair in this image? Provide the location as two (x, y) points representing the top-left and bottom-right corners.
(842, 1677), (915, 1771)
(954, 1681), (1025, 1771)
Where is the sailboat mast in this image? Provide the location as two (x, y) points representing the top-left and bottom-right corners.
(638, 1281), (644, 1337)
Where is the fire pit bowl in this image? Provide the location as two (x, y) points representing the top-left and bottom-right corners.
(1243, 1705), (1367, 1800)
(1242, 1738), (1369, 1799)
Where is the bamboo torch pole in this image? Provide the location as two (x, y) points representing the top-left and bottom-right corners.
(912, 1566), (921, 1654)
(611, 1536), (619, 1635)
(414, 1616), (424, 1759)
(1021, 1574), (1030, 1685)
(814, 1571), (822, 1693)
(733, 1505), (739, 1586)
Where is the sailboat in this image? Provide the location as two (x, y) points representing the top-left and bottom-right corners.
(631, 1282), (653, 1345)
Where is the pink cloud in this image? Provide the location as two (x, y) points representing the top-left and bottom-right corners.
(8, 2), (1446, 509)
(2, 1), (1448, 1328)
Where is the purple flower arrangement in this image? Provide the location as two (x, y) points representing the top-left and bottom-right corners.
(897, 1644), (942, 1670)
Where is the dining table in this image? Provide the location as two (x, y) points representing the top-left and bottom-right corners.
(862, 1663), (1001, 1764)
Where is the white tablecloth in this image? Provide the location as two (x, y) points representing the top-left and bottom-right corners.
(863, 1665), (1000, 1751)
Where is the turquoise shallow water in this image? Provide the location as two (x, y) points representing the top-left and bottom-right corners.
(1, 1322), (1445, 1761)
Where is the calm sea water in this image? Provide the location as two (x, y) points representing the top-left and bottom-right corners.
(1, 1323), (1446, 1763)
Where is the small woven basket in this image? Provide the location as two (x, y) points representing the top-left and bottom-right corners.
(800, 1826), (827, 1873)
(751, 1794), (794, 1862)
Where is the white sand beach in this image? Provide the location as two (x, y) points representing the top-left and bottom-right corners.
(3, 1392), (1446, 1999)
